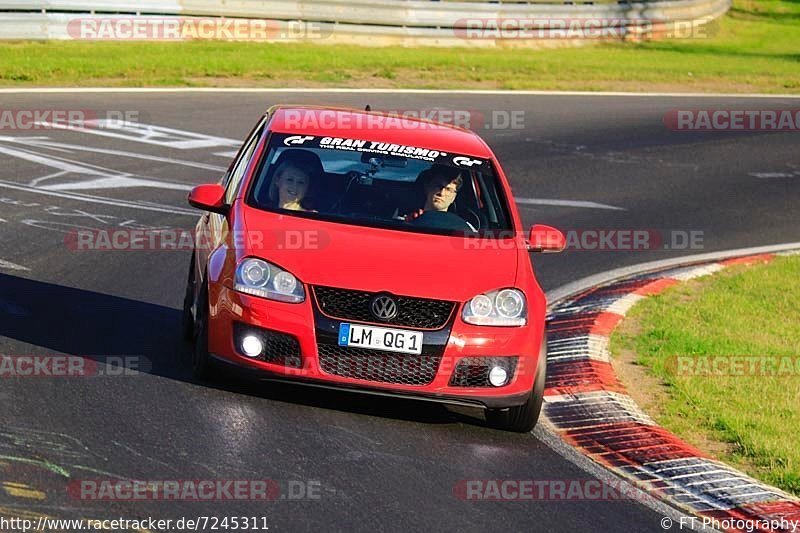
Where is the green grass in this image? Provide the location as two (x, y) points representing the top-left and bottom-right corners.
(0, 0), (798, 92)
(611, 255), (800, 496)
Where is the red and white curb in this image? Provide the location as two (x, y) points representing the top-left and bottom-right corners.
(542, 250), (800, 532)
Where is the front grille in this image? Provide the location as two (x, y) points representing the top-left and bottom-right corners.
(317, 344), (442, 386)
(449, 357), (518, 387)
(233, 322), (302, 368)
(313, 286), (456, 329)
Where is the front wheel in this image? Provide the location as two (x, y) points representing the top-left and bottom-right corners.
(181, 254), (196, 342)
(191, 278), (215, 380)
(485, 338), (547, 433)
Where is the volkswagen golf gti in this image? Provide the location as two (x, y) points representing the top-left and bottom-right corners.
(183, 105), (565, 432)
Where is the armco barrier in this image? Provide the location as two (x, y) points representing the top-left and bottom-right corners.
(0, 0), (731, 46)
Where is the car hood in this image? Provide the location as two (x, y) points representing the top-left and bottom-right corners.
(240, 206), (519, 301)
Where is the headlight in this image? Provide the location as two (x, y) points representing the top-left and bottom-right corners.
(234, 258), (305, 303)
(462, 288), (527, 326)
(469, 294), (493, 317)
(496, 289), (524, 318)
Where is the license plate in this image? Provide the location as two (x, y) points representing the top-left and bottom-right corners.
(337, 323), (423, 355)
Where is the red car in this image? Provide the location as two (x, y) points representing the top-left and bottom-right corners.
(183, 106), (565, 432)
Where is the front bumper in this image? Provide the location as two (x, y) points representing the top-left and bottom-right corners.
(207, 284), (542, 410)
(209, 353), (532, 409)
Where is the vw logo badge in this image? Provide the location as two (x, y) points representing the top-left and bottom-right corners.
(371, 294), (398, 321)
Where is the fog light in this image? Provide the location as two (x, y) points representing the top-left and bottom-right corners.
(488, 366), (509, 387)
(241, 335), (263, 358)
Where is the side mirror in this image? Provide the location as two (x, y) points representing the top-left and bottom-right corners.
(188, 184), (228, 215)
(528, 224), (566, 253)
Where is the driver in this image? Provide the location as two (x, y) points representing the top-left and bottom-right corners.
(407, 165), (477, 232)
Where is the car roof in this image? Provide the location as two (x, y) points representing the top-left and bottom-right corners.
(266, 105), (494, 159)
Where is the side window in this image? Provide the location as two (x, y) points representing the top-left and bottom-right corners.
(224, 123), (264, 204)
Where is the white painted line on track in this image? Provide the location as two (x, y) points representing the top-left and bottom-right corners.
(547, 242), (800, 306)
(0, 136), (228, 172)
(0, 180), (197, 216)
(749, 171), (799, 179)
(516, 197), (625, 211)
(0, 259), (30, 272)
(0, 143), (200, 193)
(36, 120), (240, 150)
(40, 176), (193, 192)
(1, 88), (799, 98)
(0, 144), (97, 176)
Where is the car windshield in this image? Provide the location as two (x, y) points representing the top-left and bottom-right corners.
(246, 133), (513, 237)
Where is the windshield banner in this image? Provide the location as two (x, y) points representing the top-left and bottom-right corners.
(278, 133), (487, 167)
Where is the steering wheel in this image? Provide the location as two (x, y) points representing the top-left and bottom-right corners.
(464, 208), (482, 231)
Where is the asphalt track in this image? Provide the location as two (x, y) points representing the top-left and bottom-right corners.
(0, 91), (798, 532)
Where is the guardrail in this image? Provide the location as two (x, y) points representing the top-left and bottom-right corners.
(0, 0), (731, 46)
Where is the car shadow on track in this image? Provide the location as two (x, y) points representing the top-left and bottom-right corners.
(0, 273), (498, 430)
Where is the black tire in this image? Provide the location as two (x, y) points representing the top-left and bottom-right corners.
(191, 277), (215, 380)
(181, 254), (196, 342)
(485, 338), (547, 433)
